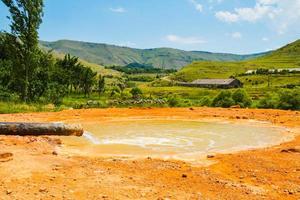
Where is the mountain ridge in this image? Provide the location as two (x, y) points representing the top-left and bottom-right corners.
(40, 39), (269, 69)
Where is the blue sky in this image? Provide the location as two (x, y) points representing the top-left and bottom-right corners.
(0, 0), (299, 54)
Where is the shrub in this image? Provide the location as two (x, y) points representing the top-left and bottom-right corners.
(45, 83), (68, 106)
(130, 87), (143, 99)
(110, 86), (121, 97)
(257, 93), (279, 109)
(199, 96), (212, 106)
(278, 89), (300, 110)
(212, 91), (235, 108)
(168, 96), (180, 107)
(0, 86), (19, 101)
(232, 89), (252, 108)
(128, 75), (155, 82)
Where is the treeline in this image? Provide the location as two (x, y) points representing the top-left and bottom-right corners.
(106, 62), (177, 74)
(0, 0), (104, 105)
(165, 89), (300, 110)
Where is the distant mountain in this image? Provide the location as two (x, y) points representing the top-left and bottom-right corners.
(174, 39), (300, 81)
(40, 40), (268, 69)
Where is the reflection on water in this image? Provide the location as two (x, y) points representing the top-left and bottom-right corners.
(61, 119), (292, 160)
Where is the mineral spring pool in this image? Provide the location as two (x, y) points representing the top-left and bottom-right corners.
(60, 119), (293, 161)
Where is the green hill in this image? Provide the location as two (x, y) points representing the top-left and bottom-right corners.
(41, 44), (121, 76)
(40, 40), (267, 70)
(174, 39), (300, 82)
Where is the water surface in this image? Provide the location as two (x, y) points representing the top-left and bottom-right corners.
(61, 119), (292, 161)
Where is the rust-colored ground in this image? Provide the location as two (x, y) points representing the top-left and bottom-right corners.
(0, 108), (299, 200)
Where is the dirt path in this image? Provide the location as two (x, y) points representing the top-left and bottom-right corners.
(0, 108), (299, 199)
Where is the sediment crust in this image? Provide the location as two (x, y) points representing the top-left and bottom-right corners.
(0, 108), (299, 199)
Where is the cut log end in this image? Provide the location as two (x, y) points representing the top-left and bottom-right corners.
(0, 122), (84, 137)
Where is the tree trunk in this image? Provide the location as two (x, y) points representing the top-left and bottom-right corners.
(0, 122), (83, 136)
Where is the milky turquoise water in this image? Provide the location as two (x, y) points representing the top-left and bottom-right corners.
(65, 119), (292, 160)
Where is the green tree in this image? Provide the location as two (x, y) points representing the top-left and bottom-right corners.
(2, 0), (44, 101)
(258, 93), (279, 109)
(278, 89), (300, 110)
(79, 67), (97, 97)
(110, 86), (121, 97)
(130, 87), (143, 99)
(232, 89), (252, 108)
(212, 91), (235, 108)
(56, 54), (82, 92)
(0, 59), (12, 89)
(98, 75), (105, 96)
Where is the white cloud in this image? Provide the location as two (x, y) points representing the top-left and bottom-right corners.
(189, 0), (203, 12)
(215, 11), (239, 22)
(215, 0), (300, 34)
(166, 34), (206, 45)
(231, 32), (242, 39)
(262, 37), (269, 42)
(110, 7), (126, 13)
(215, 2), (276, 23)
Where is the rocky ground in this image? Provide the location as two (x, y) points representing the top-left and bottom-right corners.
(0, 108), (299, 200)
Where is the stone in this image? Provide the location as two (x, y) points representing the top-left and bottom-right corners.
(39, 187), (48, 193)
(207, 154), (215, 158)
(0, 152), (13, 162)
(231, 105), (241, 109)
(6, 190), (12, 195)
(281, 147), (300, 153)
(182, 174), (187, 178)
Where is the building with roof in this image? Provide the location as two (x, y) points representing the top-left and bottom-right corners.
(179, 79), (243, 89)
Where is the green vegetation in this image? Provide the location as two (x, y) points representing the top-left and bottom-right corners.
(257, 89), (300, 110)
(174, 40), (300, 82)
(107, 63), (176, 74)
(2, 0), (45, 102)
(212, 91), (235, 108)
(40, 40), (267, 69)
(211, 90), (251, 108)
(0, 0), (100, 108)
(0, 0), (299, 113)
(161, 39), (300, 110)
(130, 87), (143, 99)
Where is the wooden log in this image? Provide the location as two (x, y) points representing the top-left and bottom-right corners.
(0, 122), (83, 136)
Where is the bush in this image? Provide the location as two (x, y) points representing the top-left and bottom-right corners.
(232, 89), (252, 108)
(278, 89), (300, 110)
(45, 83), (68, 106)
(212, 91), (235, 108)
(128, 75), (155, 82)
(168, 96), (180, 107)
(110, 86), (121, 97)
(0, 86), (19, 101)
(199, 96), (212, 106)
(130, 87), (143, 99)
(257, 93), (279, 109)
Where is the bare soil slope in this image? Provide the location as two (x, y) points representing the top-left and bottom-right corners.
(0, 108), (299, 200)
